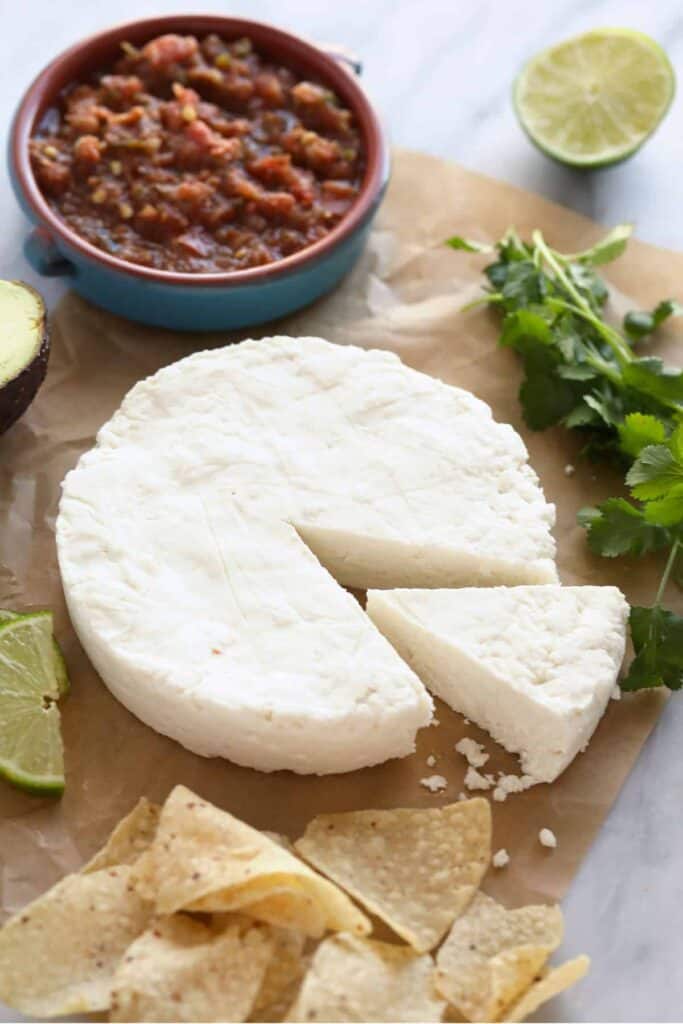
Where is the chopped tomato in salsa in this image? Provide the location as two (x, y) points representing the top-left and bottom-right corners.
(30, 34), (365, 273)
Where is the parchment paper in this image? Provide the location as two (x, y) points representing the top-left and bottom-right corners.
(1, 148), (679, 921)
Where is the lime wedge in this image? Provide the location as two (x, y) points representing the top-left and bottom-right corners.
(514, 29), (675, 167)
(0, 609), (70, 695)
(0, 612), (65, 795)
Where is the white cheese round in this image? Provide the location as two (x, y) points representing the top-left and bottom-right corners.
(57, 337), (557, 774)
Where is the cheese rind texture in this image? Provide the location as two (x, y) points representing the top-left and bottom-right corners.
(57, 337), (557, 774)
(366, 585), (628, 782)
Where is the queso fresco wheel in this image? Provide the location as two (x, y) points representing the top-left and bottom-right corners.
(56, 336), (557, 774)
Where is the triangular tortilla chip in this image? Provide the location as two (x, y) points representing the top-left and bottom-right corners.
(295, 799), (491, 952)
(0, 867), (152, 1017)
(249, 926), (309, 1023)
(110, 914), (272, 1022)
(82, 798), (160, 873)
(435, 892), (563, 1021)
(503, 956), (590, 1022)
(263, 831), (296, 852)
(132, 785), (369, 938)
(285, 933), (445, 1023)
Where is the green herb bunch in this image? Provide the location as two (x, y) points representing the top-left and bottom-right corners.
(448, 225), (683, 690)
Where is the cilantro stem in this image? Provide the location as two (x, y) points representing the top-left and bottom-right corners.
(655, 539), (680, 606)
(582, 350), (622, 387)
(461, 293), (503, 312)
(532, 231), (634, 365)
(561, 301), (633, 365)
(531, 230), (587, 308)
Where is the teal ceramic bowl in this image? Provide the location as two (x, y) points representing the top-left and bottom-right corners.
(9, 15), (389, 331)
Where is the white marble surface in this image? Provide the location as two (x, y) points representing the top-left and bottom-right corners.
(1, 1), (683, 1021)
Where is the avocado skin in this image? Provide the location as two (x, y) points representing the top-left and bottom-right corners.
(0, 291), (50, 436)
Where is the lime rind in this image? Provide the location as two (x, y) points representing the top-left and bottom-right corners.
(51, 639), (70, 696)
(514, 28), (675, 168)
(0, 612), (66, 796)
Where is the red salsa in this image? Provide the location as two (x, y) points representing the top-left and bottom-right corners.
(29, 33), (365, 273)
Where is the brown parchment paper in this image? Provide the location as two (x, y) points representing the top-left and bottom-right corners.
(0, 148), (680, 921)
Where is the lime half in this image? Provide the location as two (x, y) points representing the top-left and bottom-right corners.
(514, 29), (675, 167)
(0, 608), (69, 695)
(0, 612), (65, 795)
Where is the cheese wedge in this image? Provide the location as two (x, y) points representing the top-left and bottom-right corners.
(366, 585), (628, 782)
(57, 337), (557, 774)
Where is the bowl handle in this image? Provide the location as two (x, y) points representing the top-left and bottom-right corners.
(24, 227), (74, 277)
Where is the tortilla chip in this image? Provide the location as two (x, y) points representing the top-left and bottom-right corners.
(0, 867), (152, 1017)
(132, 786), (369, 938)
(294, 799), (491, 952)
(435, 892), (564, 1021)
(263, 830), (295, 852)
(503, 956), (590, 1022)
(285, 933), (445, 1022)
(249, 927), (309, 1022)
(110, 914), (272, 1022)
(242, 890), (326, 938)
(82, 798), (161, 873)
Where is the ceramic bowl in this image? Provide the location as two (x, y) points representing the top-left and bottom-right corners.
(9, 15), (389, 331)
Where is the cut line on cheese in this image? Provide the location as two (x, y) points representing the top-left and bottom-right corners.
(57, 337), (557, 775)
(367, 585), (628, 783)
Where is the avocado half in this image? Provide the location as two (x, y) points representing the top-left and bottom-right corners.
(0, 280), (49, 435)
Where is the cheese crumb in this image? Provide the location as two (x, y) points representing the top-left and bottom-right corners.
(420, 774), (448, 793)
(492, 848), (510, 868)
(432, 718), (441, 727)
(457, 791), (467, 801)
(426, 754), (437, 768)
(464, 766), (493, 791)
(564, 464), (575, 476)
(492, 772), (535, 802)
(539, 828), (557, 849)
(455, 737), (489, 769)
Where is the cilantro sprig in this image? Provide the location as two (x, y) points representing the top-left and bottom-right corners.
(448, 224), (683, 691)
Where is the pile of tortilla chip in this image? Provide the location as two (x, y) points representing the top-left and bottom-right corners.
(0, 785), (588, 1022)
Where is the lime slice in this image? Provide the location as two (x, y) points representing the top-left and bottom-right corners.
(0, 612), (65, 795)
(514, 29), (675, 167)
(0, 608), (70, 695)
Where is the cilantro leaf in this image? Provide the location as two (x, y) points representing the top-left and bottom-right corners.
(557, 364), (597, 381)
(627, 444), (683, 500)
(578, 498), (671, 557)
(552, 313), (593, 364)
(643, 484), (683, 527)
(566, 262), (608, 311)
(583, 391), (623, 428)
(622, 357), (683, 406)
(563, 402), (602, 428)
(518, 357), (579, 430)
(624, 299), (683, 341)
(499, 309), (552, 353)
(618, 413), (667, 457)
(668, 422), (683, 461)
(571, 223), (632, 267)
(499, 262), (549, 310)
(497, 228), (531, 262)
(622, 605), (683, 691)
(498, 309), (585, 428)
(446, 235), (493, 254)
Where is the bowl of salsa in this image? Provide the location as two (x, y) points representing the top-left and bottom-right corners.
(10, 16), (389, 330)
